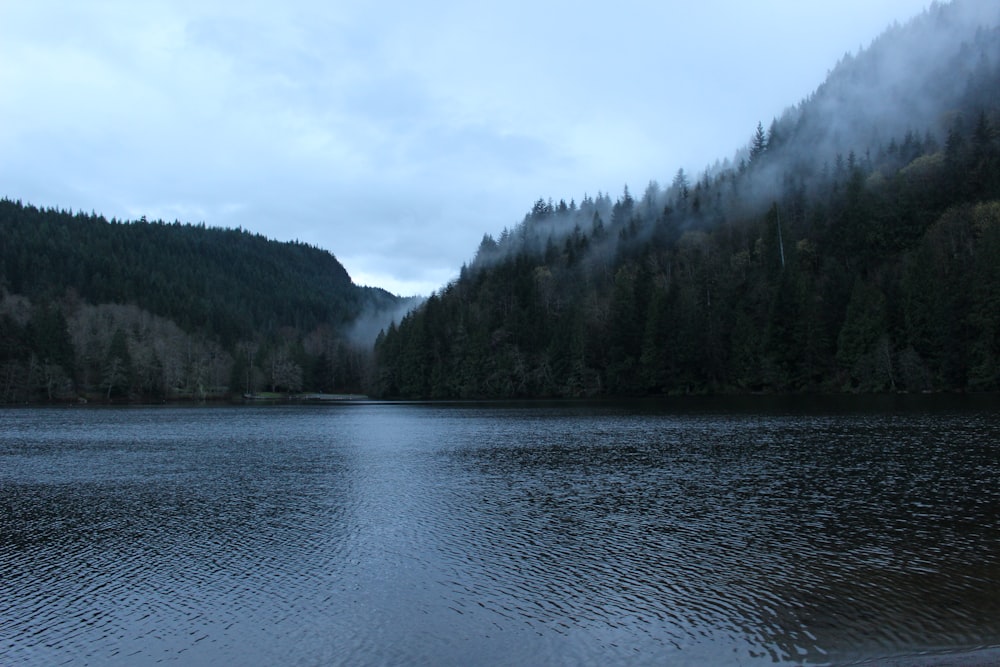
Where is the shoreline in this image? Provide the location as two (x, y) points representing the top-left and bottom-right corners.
(857, 646), (1000, 666)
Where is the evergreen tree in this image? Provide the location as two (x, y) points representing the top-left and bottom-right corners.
(749, 121), (767, 164)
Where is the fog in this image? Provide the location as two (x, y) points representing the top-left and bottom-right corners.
(1, 0), (940, 297)
(454, 0), (1000, 277)
(347, 296), (425, 347)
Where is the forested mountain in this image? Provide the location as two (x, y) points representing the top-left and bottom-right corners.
(0, 201), (402, 402)
(374, 0), (1000, 399)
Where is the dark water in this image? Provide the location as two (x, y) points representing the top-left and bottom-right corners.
(1, 397), (999, 666)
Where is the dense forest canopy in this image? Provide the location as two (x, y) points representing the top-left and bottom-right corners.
(4, 0), (999, 403)
(0, 203), (404, 402)
(373, 0), (1000, 399)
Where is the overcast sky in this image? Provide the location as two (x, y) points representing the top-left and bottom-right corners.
(1, 1), (931, 296)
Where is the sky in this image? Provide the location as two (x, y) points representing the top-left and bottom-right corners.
(1, 0), (933, 297)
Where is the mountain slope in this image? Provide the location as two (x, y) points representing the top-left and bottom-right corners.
(0, 200), (401, 401)
(374, 0), (1000, 398)
(0, 199), (394, 342)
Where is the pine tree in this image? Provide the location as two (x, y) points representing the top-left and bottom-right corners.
(749, 121), (767, 164)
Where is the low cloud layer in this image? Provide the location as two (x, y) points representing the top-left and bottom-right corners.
(0, 0), (931, 296)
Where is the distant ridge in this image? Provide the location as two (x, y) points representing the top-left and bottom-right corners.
(0, 199), (402, 402)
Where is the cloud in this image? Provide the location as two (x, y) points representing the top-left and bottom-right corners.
(0, 0), (934, 297)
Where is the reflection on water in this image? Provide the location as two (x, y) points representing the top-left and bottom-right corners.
(1, 399), (999, 666)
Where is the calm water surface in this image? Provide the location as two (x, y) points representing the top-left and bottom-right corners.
(1, 398), (999, 666)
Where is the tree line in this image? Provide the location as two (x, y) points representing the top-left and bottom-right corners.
(0, 202), (399, 402)
(373, 2), (1000, 398)
(4, 0), (997, 403)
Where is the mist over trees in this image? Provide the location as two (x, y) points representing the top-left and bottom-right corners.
(4, 1), (998, 403)
(0, 203), (403, 402)
(373, 0), (1000, 398)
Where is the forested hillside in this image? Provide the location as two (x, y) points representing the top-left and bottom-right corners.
(0, 202), (401, 402)
(374, 0), (1000, 398)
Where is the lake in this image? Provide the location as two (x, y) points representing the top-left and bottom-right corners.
(1, 397), (999, 666)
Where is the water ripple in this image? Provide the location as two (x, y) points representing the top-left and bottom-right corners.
(1, 402), (998, 665)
